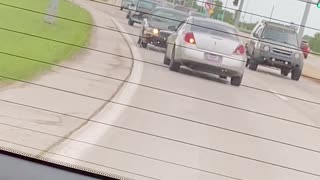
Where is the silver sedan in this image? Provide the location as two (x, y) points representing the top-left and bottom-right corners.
(164, 17), (246, 86)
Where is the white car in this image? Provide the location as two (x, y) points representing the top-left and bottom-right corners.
(164, 17), (246, 86)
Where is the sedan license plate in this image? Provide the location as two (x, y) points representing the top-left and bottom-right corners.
(206, 53), (222, 63)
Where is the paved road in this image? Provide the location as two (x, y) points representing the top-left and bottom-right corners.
(2, 1), (320, 180)
(42, 2), (320, 180)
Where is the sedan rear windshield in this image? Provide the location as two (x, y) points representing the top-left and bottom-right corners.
(191, 20), (239, 41)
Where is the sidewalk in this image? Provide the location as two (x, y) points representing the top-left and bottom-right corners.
(303, 55), (320, 80)
(0, 0), (133, 156)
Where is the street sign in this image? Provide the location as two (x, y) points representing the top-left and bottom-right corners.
(205, 1), (214, 10)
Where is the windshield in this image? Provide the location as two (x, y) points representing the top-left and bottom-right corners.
(262, 27), (298, 46)
(150, 9), (188, 27)
(191, 19), (239, 41)
(2, 0), (320, 180)
(136, 0), (157, 10)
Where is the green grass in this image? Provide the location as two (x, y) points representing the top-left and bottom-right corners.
(0, 0), (92, 84)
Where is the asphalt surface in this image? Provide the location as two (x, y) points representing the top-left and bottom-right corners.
(2, 1), (320, 180)
(43, 1), (320, 180)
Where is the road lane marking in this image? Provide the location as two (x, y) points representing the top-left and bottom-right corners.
(45, 7), (145, 178)
(269, 89), (289, 101)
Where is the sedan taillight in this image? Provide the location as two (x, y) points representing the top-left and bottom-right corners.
(233, 44), (245, 55)
(184, 32), (196, 44)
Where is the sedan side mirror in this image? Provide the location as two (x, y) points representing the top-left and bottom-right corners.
(168, 25), (176, 31)
(253, 32), (259, 38)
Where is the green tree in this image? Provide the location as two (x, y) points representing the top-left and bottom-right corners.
(309, 33), (320, 53)
(211, 0), (223, 19)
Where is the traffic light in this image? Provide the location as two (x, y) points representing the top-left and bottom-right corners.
(233, 0), (239, 6)
(317, 0), (320, 8)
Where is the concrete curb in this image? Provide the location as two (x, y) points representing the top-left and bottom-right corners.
(38, 0), (135, 157)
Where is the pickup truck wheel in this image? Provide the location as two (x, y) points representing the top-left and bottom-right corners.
(249, 63), (258, 71)
(231, 76), (243, 86)
(291, 68), (302, 81)
(128, 18), (134, 26)
(281, 69), (290, 76)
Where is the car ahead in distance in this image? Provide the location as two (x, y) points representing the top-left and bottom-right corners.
(139, 7), (188, 48)
(188, 11), (209, 18)
(300, 40), (310, 59)
(120, 0), (134, 10)
(165, 17), (246, 86)
(246, 20), (304, 80)
(127, 0), (161, 26)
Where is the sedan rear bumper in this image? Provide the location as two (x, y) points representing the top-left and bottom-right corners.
(175, 45), (245, 77)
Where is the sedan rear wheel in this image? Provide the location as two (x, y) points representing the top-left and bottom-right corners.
(169, 46), (180, 72)
(231, 76), (243, 86)
(163, 55), (170, 65)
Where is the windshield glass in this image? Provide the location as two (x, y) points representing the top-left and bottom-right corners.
(136, 0), (157, 10)
(262, 27), (298, 46)
(150, 9), (188, 27)
(2, 0), (320, 180)
(191, 19), (239, 41)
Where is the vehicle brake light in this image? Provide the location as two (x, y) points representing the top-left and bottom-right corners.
(233, 44), (245, 55)
(184, 32), (196, 44)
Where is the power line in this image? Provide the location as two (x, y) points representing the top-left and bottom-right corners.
(0, 23), (320, 146)
(0, 70), (319, 156)
(0, 0), (318, 176)
(1, 49), (320, 107)
(0, 138), (159, 180)
(90, 0), (320, 34)
(0, 122), (245, 180)
(0, 0), (319, 142)
(0, 1), (320, 58)
(0, 77), (320, 177)
(0, 9), (319, 105)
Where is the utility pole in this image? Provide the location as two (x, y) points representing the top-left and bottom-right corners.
(269, 5), (275, 20)
(44, 0), (60, 24)
(298, 0), (311, 42)
(234, 0), (244, 28)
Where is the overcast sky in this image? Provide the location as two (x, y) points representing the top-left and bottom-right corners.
(219, 0), (320, 36)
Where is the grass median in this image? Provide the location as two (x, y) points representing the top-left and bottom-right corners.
(0, 0), (92, 84)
